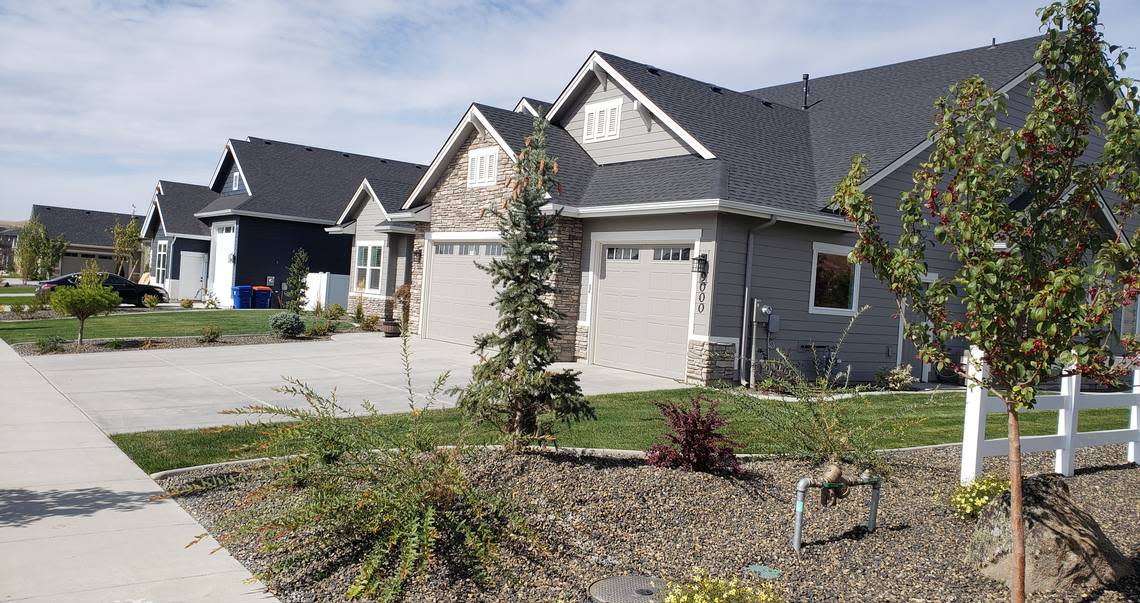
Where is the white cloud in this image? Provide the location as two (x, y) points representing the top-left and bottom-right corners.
(1, 0), (1136, 219)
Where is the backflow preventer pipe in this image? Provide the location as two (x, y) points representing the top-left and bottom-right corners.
(792, 474), (882, 554)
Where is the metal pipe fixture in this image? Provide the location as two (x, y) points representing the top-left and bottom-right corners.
(738, 217), (778, 383)
(792, 470), (882, 554)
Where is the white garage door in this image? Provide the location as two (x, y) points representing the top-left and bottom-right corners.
(424, 241), (502, 346)
(593, 245), (693, 379)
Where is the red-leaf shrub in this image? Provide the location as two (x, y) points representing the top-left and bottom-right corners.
(645, 396), (741, 475)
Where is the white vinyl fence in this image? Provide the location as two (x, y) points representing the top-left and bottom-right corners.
(961, 347), (1140, 484)
(303, 272), (349, 312)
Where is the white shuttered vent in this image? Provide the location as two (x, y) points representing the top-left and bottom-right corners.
(467, 147), (498, 187)
(583, 98), (622, 142)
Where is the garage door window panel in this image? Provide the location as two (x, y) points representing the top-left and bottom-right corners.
(809, 242), (860, 316)
(606, 247), (639, 261)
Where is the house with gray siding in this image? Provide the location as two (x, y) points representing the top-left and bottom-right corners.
(174, 137), (426, 307)
(388, 36), (1125, 386)
(140, 180), (215, 300)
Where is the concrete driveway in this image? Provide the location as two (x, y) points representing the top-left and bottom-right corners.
(24, 333), (687, 434)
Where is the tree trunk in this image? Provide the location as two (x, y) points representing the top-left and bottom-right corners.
(77, 318), (85, 345)
(1007, 408), (1026, 603)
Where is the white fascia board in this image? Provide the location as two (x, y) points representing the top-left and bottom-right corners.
(140, 189), (162, 238)
(336, 179), (389, 225)
(545, 52), (716, 160)
(206, 140), (254, 196)
(168, 233), (211, 240)
(193, 209), (336, 226)
(400, 106), (517, 211)
(325, 222), (355, 235)
(371, 223), (416, 235)
(859, 63), (1043, 192)
(514, 98), (540, 116)
(546, 199), (853, 231)
(426, 230), (501, 242)
(387, 206), (432, 223)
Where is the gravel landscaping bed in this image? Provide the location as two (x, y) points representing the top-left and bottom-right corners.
(11, 332), (357, 355)
(159, 445), (1139, 602)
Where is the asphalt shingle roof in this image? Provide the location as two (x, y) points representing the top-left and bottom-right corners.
(31, 205), (140, 248)
(197, 137), (426, 223)
(155, 181), (216, 237)
(747, 36), (1043, 208)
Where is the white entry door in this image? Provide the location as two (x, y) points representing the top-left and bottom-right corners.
(211, 226), (236, 306)
(179, 252), (208, 300)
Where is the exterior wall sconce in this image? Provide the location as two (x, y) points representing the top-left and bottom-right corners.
(691, 253), (708, 277)
(412, 248), (423, 263)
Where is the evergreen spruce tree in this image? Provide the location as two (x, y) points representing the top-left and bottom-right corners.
(457, 117), (594, 443)
(285, 247), (309, 313)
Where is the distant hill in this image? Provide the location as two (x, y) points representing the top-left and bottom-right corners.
(0, 220), (25, 229)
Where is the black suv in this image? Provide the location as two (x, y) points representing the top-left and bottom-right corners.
(38, 273), (168, 307)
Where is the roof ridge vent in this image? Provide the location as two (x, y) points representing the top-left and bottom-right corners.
(380, 159), (388, 163)
(264, 140), (272, 144)
(342, 153), (350, 157)
(305, 147), (313, 151)
(710, 85), (723, 94)
(647, 66), (660, 75)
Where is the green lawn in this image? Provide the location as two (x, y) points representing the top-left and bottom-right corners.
(0, 309), (338, 343)
(1, 286), (36, 294)
(0, 295), (37, 305)
(111, 388), (1132, 474)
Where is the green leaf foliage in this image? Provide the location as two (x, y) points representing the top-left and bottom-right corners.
(49, 262), (121, 343)
(832, 0), (1140, 410)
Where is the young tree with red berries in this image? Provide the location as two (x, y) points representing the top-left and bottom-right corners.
(832, 2), (1140, 601)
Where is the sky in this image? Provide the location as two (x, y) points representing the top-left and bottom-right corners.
(1, 0), (1138, 220)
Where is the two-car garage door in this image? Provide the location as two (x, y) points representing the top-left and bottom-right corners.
(592, 245), (693, 379)
(422, 238), (693, 380)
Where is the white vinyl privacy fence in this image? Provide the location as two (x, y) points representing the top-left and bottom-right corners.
(303, 272), (349, 312)
(961, 347), (1140, 484)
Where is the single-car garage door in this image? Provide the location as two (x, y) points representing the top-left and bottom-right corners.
(424, 241), (502, 346)
(593, 245), (693, 379)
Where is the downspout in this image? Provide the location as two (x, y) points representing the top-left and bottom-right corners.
(738, 217), (778, 385)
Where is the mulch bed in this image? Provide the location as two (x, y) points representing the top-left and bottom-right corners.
(158, 445), (1140, 602)
(11, 331), (359, 356)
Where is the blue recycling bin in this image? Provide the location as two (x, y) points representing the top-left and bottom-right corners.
(252, 286), (272, 309)
(231, 285), (252, 309)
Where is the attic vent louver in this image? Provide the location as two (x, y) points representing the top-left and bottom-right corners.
(342, 153), (350, 157)
(264, 140), (271, 144)
(305, 147), (313, 151)
(710, 86), (723, 94)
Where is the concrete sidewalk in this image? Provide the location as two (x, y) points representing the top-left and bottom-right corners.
(0, 341), (275, 602)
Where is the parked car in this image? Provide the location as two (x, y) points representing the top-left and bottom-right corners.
(37, 273), (168, 307)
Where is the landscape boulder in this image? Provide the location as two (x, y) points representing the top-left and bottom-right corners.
(966, 473), (1132, 594)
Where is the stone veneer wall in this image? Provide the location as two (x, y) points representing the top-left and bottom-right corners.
(574, 325), (589, 360)
(686, 340), (737, 385)
(548, 216), (582, 362)
(347, 293), (393, 319)
(408, 224), (428, 334)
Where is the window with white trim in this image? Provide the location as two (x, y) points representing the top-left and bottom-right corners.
(653, 247), (691, 261)
(467, 147), (498, 187)
(355, 243), (383, 292)
(606, 247), (639, 261)
(583, 98), (622, 142)
(155, 241), (168, 284)
(808, 242), (860, 315)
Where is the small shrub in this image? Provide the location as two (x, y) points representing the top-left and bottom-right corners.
(103, 339), (127, 350)
(179, 298), (194, 309)
(198, 325), (222, 343)
(353, 299), (365, 322)
(361, 315), (381, 331)
(203, 294), (220, 309)
(664, 569), (785, 603)
(142, 294), (160, 308)
(50, 262), (122, 343)
(305, 318), (334, 338)
(141, 338), (159, 349)
(269, 312), (305, 338)
(36, 336), (67, 354)
(646, 397), (741, 475)
(873, 365), (918, 391)
(950, 475), (1010, 520)
(325, 303), (346, 321)
(9, 302), (29, 318)
(312, 301), (323, 317)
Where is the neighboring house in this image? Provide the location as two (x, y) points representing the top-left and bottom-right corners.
(0, 226), (20, 271)
(187, 137), (426, 308)
(28, 205), (139, 276)
(140, 180), (216, 300)
(394, 37), (1087, 385)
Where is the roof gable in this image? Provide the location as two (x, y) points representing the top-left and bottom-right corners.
(31, 204), (139, 248)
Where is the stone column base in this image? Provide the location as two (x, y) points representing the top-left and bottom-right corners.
(686, 340), (737, 385)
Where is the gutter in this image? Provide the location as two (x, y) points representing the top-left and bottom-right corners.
(738, 217), (779, 383)
(543, 199), (853, 232)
